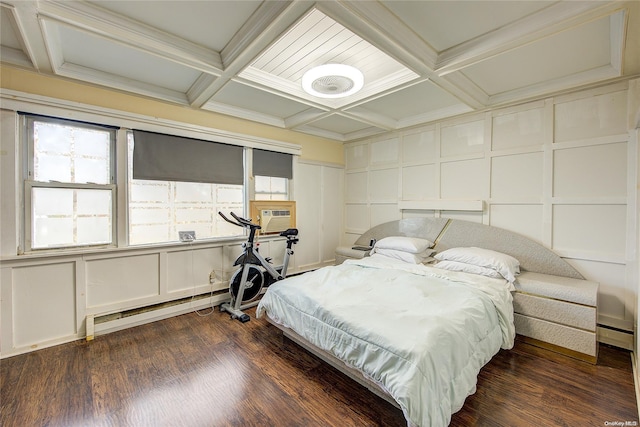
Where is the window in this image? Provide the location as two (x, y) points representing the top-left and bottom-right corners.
(253, 149), (292, 201)
(24, 115), (115, 250)
(127, 132), (244, 245)
(20, 112), (296, 251)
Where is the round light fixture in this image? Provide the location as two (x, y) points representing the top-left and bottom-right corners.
(302, 64), (364, 98)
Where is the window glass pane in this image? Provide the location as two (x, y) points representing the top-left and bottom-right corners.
(271, 177), (287, 193)
(254, 175), (288, 201)
(33, 121), (111, 184)
(32, 188), (112, 248)
(35, 154), (72, 182)
(255, 176), (271, 193)
(127, 133), (244, 245)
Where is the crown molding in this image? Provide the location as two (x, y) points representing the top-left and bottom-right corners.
(56, 62), (190, 106)
(0, 88), (302, 154)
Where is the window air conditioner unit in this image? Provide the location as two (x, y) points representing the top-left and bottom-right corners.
(259, 209), (291, 234)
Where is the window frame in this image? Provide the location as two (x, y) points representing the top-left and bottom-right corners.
(9, 98), (300, 255)
(22, 114), (117, 252)
(125, 130), (247, 246)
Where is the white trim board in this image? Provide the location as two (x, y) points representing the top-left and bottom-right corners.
(399, 199), (484, 212)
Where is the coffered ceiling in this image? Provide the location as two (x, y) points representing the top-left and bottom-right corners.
(1, 1), (638, 142)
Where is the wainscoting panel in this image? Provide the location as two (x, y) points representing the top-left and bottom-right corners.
(11, 262), (77, 348)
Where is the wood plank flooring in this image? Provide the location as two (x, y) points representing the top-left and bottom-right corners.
(1, 306), (637, 427)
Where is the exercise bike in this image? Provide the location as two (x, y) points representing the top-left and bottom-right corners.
(218, 211), (299, 323)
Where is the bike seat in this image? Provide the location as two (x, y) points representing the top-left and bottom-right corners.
(280, 228), (298, 237)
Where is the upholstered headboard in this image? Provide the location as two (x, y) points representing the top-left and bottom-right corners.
(354, 218), (583, 280)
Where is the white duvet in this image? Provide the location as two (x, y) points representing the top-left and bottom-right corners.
(256, 255), (515, 427)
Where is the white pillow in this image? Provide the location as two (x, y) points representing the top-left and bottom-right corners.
(374, 248), (435, 264)
(434, 247), (520, 283)
(373, 236), (434, 254)
(433, 260), (504, 279)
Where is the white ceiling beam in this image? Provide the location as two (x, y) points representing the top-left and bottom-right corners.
(230, 70), (333, 112)
(2, 1), (52, 72)
(38, 18), (64, 73)
(437, 72), (490, 107)
(317, 0), (438, 74)
(397, 104), (474, 129)
(343, 126), (386, 142)
(284, 109), (332, 129)
(189, 1), (315, 108)
(435, 1), (628, 76)
(0, 45), (32, 69)
(341, 107), (397, 131)
(293, 123), (352, 142)
(220, 1), (298, 69)
(201, 100), (286, 128)
(187, 74), (218, 106)
(344, 77), (430, 109)
(488, 64), (622, 108)
(609, 10), (627, 75)
(316, 1), (487, 113)
(37, 0), (223, 74)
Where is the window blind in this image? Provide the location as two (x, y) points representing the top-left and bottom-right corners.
(253, 149), (293, 179)
(132, 130), (243, 185)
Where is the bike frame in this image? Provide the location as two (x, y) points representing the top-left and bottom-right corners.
(218, 211), (298, 322)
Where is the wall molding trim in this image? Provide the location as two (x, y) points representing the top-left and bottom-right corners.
(0, 89), (302, 155)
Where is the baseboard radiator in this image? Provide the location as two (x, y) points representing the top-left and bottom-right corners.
(86, 290), (230, 340)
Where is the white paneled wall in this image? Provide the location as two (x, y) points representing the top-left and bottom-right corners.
(0, 107), (343, 357)
(294, 161), (344, 270)
(1, 175), (339, 358)
(343, 81), (638, 337)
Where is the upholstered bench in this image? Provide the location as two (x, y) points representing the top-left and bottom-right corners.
(513, 272), (599, 363)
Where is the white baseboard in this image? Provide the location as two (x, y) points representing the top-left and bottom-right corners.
(597, 325), (634, 350)
(1, 293), (230, 359)
(632, 352), (640, 420)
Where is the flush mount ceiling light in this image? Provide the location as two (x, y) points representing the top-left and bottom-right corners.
(302, 64), (364, 98)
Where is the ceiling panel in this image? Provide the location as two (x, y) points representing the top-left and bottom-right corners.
(355, 81), (464, 121)
(211, 81), (315, 118)
(309, 114), (376, 134)
(56, 24), (202, 93)
(381, 0), (556, 51)
(1, 0), (637, 142)
(462, 14), (613, 95)
(88, 0), (262, 51)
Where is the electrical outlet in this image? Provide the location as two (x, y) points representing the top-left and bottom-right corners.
(179, 231), (196, 242)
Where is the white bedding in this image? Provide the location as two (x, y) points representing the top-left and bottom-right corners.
(256, 255), (515, 427)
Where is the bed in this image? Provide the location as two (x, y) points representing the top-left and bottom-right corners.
(256, 218), (597, 426)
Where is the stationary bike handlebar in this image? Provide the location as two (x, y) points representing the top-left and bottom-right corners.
(218, 211), (261, 230)
(218, 211), (298, 242)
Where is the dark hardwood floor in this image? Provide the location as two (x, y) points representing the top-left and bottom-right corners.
(1, 305), (637, 427)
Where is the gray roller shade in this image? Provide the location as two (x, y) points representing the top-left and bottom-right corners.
(132, 130), (243, 184)
(253, 149), (293, 179)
